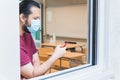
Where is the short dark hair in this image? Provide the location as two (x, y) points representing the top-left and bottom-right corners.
(19, 0), (40, 18)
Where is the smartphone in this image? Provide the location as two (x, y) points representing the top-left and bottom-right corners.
(60, 41), (70, 48)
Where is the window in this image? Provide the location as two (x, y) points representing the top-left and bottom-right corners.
(20, 0), (98, 79)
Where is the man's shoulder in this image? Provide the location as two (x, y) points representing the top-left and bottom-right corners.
(25, 32), (31, 36)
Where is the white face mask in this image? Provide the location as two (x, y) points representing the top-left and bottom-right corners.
(27, 19), (41, 33)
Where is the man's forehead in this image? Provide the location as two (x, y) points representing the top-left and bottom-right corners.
(30, 7), (41, 17)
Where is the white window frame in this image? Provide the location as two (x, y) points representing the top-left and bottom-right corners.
(29, 0), (114, 80)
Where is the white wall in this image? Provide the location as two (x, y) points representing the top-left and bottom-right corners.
(108, 0), (120, 80)
(46, 4), (87, 38)
(0, 0), (20, 80)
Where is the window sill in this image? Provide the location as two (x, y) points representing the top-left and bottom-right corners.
(29, 65), (114, 80)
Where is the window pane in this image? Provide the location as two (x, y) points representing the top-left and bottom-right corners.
(19, 0), (98, 79)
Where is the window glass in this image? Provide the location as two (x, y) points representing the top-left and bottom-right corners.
(19, 0), (98, 79)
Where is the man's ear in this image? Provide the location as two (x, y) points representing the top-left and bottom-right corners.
(19, 14), (26, 24)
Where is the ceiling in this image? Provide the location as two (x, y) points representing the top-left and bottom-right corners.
(35, 0), (87, 7)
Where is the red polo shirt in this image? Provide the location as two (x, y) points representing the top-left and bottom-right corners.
(20, 32), (37, 66)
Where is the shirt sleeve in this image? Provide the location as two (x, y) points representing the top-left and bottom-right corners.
(20, 48), (31, 66)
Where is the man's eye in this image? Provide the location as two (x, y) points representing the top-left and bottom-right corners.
(34, 18), (38, 20)
(34, 18), (40, 20)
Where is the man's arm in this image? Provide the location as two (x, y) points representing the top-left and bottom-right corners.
(33, 52), (41, 67)
(21, 54), (57, 78)
(21, 45), (66, 79)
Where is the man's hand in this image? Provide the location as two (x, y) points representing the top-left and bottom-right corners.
(52, 44), (66, 59)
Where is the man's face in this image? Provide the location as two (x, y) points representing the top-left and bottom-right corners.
(26, 6), (41, 26)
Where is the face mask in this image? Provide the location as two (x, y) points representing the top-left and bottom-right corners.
(27, 19), (41, 33)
